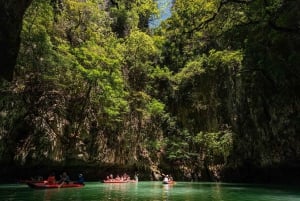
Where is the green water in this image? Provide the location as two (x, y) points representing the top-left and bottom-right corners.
(1, 182), (299, 201)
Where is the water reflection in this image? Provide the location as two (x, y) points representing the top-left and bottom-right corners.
(102, 182), (139, 201)
(211, 183), (223, 201)
(162, 183), (173, 201)
(43, 189), (57, 201)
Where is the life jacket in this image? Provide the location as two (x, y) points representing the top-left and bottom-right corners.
(47, 176), (56, 184)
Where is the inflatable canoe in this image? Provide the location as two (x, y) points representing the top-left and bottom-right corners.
(27, 182), (84, 189)
(162, 180), (175, 184)
(103, 179), (137, 183)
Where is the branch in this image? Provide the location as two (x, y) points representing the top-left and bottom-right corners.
(184, 0), (254, 35)
(184, 1), (224, 35)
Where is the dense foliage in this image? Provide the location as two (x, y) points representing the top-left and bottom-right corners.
(0, 0), (299, 182)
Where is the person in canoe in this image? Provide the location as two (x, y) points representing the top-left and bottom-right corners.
(134, 173), (139, 182)
(59, 172), (70, 184)
(75, 173), (84, 185)
(169, 175), (174, 182)
(163, 175), (169, 183)
(162, 174), (175, 184)
(46, 172), (56, 184)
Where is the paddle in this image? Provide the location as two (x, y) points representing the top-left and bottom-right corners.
(59, 181), (65, 188)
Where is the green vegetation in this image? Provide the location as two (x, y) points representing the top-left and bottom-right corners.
(0, 0), (299, 182)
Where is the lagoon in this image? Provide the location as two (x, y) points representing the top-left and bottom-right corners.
(1, 181), (300, 201)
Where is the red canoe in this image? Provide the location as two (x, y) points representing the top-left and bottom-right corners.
(27, 182), (84, 189)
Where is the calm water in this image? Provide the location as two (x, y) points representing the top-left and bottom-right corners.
(0, 181), (300, 201)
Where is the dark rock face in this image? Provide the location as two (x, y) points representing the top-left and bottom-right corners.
(0, 0), (32, 81)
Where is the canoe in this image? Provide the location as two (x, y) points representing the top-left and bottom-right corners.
(103, 179), (137, 183)
(162, 180), (175, 184)
(26, 182), (84, 189)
